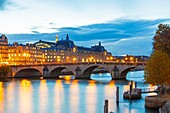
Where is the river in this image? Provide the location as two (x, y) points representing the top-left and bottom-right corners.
(0, 71), (157, 113)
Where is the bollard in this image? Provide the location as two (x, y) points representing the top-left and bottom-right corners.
(129, 84), (132, 99)
(135, 82), (137, 89)
(104, 99), (108, 113)
(131, 81), (133, 89)
(104, 105), (105, 113)
(116, 87), (119, 104)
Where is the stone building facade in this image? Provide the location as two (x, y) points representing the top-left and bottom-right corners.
(8, 42), (43, 65)
(0, 34), (9, 65)
(34, 34), (112, 63)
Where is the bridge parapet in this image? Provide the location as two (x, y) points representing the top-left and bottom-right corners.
(10, 62), (146, 79)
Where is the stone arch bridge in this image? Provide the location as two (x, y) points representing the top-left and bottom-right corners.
(10, 62), (146, 80)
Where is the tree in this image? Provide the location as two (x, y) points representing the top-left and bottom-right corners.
(0, 66), (11, 81)
(144, 50), (170, 85)
(153, 24), (170, 56)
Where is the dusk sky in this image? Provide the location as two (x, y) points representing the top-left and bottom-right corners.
(1, 0), (170, 55)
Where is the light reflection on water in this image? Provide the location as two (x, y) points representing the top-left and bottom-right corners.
(70, 80), (79, 113)
(0, 71), (157, 113)
(19, 79), (32, 113)
(0, 82), (4, 113)
(39, 80), (48, 113)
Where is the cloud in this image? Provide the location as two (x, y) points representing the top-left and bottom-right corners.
(6, 18), (170, 55)
(0, 0), (8, 10)
(0, 0), (19, 11)
(31, 31), (40, 34)
(6, 33), (57, 44)
(1, 0), (170, 34)
(31, 26), (40, 30)
(102, 36), (153, 55)
(49, 22), (55, 25)
(56, 18), (170, 41)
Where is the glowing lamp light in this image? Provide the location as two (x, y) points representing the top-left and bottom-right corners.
(130, 57), (133, 60)
(23, 53), (27, 57)
(73, 58), (76, 62)
(110, 56), (113, 60)
(121, 60), (125, 63)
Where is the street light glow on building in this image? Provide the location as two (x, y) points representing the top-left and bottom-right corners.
(0, 34), (148, 66)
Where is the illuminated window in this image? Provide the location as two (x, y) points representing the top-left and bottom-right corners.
(104, 51), (107, 55)
(73, 47), (76, 52)
(73, 58), (76, 62)
(57, 58), (60, 62)
(82, 58), (85, 62)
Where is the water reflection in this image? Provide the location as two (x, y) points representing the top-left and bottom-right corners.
(54, 80), (64, 113)
(91, 73), (112, 81)
(86, 80), (97, 113)
(59, 75), (75, 80)
(70, 80), (79, 113)
(104, 81), (115, 112)
(0, 82), (4, 102)
(0, 82), (4, 113)
(6, 81), (16, 113)
(19, 79), (33, 113)
(0, 72), (156, 113)
(39, 80), (48, 113)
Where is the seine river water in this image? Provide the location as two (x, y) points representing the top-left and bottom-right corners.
(0, 71), (157, 113)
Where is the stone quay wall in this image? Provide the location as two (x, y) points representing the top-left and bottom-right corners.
(145, 96), (170, 109)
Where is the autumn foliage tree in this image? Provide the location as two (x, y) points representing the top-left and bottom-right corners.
(153, 24), (170, 56)
(144, 50), (170, 86)
(0, 66), (11, 81)
(145, 24), (170, 96)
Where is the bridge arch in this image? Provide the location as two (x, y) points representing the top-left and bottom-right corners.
(49, 67), (66, 78)
(120, 66), (136, 79)
(82, 65), (110, 79)
(14, 68), (42, 78)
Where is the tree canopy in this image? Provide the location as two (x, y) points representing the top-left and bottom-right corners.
(144, 50), (170, 85)
(0, 66), (11, 80)
(153, 24), (170, 56)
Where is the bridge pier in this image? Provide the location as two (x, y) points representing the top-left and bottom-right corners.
(111, 66), (121, 80)
(74, 66), (91, 80)
(43, 66), (50, 77)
